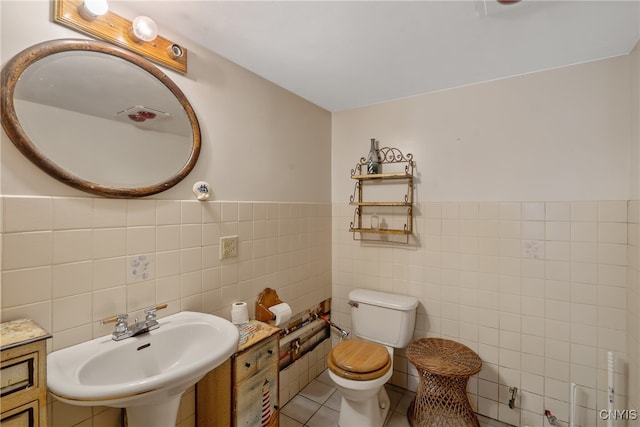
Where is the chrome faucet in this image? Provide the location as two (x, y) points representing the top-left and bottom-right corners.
(101, 304), (168, 341)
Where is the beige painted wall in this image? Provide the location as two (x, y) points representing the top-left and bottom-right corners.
(1, 0), (331, 202)
(332, 55), (631, 203)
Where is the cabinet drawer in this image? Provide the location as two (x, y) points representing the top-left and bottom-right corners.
(1, 399), (38, 427)
(1, 352), (37, 398)
(235, 337), (279, 384)
(256, 339), (278, 370)
(235, 347), (258, 383)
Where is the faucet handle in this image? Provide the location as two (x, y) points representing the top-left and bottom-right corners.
(100, 313), (128, 325)
(100, 313), (129, 334)
(144, 303), (168, 320)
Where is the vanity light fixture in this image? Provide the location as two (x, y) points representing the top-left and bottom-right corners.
(78, 0), (108, 20)
(129, 16), (158, 43)
(54, 0), (187, 74)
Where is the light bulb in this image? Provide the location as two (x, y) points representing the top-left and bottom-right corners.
(78, 0), (108, 20)
(130, 16), (158, 43)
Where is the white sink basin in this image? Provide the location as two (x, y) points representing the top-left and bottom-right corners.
(48, 311), (239, 426)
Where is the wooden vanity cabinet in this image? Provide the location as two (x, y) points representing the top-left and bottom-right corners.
(0, 320), (51, 427)
(233, 333), (279, 427)
(197, 358), (232, 426)
(197, 321), (280, 427)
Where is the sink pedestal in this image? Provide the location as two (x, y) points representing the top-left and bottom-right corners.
(126, 394), (181, 427)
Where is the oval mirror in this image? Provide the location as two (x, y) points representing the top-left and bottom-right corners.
(1, 39), (201, 197)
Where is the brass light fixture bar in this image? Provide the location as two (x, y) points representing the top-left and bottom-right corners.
(54, 0), (187, 74)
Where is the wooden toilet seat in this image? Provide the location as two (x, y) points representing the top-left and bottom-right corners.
(327, 339), (391, 381)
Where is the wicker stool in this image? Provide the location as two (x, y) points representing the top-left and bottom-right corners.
(406, 338), (482, 427)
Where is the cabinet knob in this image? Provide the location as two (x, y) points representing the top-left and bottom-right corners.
(267, 349), (273, 355)
(245, 362), (251, 368)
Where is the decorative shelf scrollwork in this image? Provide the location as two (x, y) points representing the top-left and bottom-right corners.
(349, 145), (415, 243)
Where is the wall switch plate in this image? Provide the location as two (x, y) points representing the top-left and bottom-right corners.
(220, 235), (238, 259)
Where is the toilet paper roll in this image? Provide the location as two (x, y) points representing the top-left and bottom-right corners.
(268, 302), (292, 327)
(231, 301), (249, 324)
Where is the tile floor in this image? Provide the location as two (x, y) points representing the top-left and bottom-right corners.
(280, 370), (513, 427)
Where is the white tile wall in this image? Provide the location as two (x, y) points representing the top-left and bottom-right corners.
(0, 196), (332, 427)
(2, 195), (637, 426)
(333, 200), (634, 427)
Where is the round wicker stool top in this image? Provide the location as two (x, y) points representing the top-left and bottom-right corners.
(406, 338), (481, 378)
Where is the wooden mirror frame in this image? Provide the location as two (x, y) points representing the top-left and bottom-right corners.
(1, 39), (201, 198)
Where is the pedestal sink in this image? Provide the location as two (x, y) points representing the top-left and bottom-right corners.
(47, 311), (239, 427)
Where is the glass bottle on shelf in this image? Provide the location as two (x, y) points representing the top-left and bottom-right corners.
(371, 213), (379, 230)
(366, 138), (379, 174)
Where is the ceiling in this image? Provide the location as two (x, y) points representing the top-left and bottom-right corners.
(119, 1), (640, 112)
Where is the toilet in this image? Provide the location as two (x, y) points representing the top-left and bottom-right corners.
(327, 289), (418, 427)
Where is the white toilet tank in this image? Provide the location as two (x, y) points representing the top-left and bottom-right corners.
(349, 289), (418, 348)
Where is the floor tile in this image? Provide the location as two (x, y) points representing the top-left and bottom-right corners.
(394, 393), (414, 416)
(279, 414), (303, 427)
(299, 379), (336, 404)
(324, 389), (342, 412)
(385, 411), (411, 427)
(478, 414), (515, 427)
(305, 405), (339, 427)
(281, 395), (321, 424)
(282, 369), (515, 427)
(314, 369), (334, 386)
(385, 386), (403, 413)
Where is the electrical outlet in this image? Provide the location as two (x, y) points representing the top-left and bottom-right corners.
(220, 235), (238, 259)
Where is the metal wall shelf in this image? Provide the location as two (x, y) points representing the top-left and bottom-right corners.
(349, 146), (415, 243)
